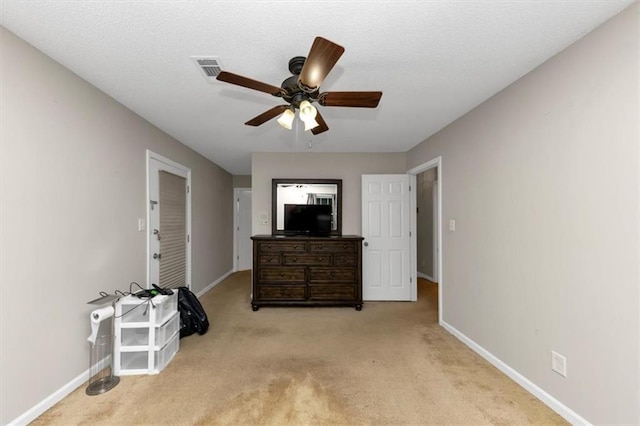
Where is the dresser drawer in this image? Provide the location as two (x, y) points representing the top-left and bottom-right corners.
(309, 268), (356, 283)
(309, 285), (356, 300)
(283, 254), (331, 266)
(258, 285), (306, 300)
(259, 242), (306, 252)
(259, 254), (280, 265)
(259, 267), (305, 282)
(334, 254), (356, 266)
(308, 241), (357, 252)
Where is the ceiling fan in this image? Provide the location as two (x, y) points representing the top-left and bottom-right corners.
(216, 36), (382, 135)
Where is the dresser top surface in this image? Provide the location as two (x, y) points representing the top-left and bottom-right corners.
(252, 234), (363, 241)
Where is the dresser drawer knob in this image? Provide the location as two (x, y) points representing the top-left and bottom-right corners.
(341, 257), (346, 262)
(343, 244), (347, 249)
(292, 257), (297, 262)
(318, 244), (322, 249)
(293, 245), (297, 249)
(280, 272), (285, 277)
(319, 257), (323, 261)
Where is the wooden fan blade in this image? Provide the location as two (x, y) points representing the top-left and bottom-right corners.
(217, 71), (285, 97)
(245, 105), (289, 126)
(298, 37), (345, 93)
(311, 110), (329, 135)
(318, 91), (383, 108)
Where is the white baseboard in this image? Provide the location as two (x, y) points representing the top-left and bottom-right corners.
(195, 269), (234, 298)
(8, 367), (90, 426)
(417, 271), (436, 282)
(439, 320), (590, 426)
(10, 271), (234, 425)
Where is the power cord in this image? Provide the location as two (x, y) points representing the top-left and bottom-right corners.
(110, 282), (158, 319)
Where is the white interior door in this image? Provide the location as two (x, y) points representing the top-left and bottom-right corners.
(235, 188), (252, 271)
(362, 174), (412, 301)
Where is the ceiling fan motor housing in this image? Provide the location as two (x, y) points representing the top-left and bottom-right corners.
(288, 56), (306, 75)
(281, 61), (319, 108)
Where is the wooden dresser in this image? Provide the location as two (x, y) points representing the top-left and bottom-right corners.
(251, 235), (364, 311)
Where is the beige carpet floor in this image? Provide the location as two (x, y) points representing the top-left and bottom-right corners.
(34, 272), (566, 425)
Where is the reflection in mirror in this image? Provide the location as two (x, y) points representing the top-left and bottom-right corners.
(272, 179), (342, 236)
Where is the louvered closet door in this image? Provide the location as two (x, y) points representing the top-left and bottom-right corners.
(159, 171), (187, 289)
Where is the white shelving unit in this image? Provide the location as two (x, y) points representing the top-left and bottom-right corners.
(114, 293), (179, 375)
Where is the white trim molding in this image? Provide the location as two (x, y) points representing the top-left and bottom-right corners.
(10, 268), (234, 425)
(195, 269), (234, 298)
(407, 156), (443, 323)
(8, 368), (91, 426)
(440, 320), (591, 425)
(417, 271), (436, 282)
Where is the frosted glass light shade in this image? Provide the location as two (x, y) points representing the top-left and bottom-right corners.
(299, 100), (317, 121)
(277, 109), (295, 129)
(303, 117), (319, 131)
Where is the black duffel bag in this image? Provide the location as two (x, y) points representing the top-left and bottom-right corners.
(177, 286), (209, 338)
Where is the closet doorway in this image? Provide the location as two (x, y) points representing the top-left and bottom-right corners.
(234, 188), (252, 271)
(147, 150), (192, 289)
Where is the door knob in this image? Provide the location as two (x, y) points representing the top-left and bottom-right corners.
(364, 242), (369, 247)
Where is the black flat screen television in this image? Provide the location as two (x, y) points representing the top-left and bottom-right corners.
(284, 204), (332, 236)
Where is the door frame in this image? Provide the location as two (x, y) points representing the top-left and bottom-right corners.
(233, 187), (252, 272)
(432, 180), (439, 283)
(146, 150), (192, 289)
(408, 157), (442, 324)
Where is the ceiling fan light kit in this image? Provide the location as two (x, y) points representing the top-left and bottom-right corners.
(303, 117), (320, 132)
(216, 36), (383, 135)
(299, 100), (316, 120)
(276, 108), (295, 130)
(297, 100), (319, 131)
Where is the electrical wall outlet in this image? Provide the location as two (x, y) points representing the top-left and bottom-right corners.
(551, 351), (567, 377)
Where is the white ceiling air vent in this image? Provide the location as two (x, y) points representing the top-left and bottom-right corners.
(192, 56), (223, 83)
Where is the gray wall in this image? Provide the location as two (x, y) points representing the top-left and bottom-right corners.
(0, 27), (233, 424)
(251, 152), (407, 235)
(232, 175), (252, 188)
(407, 4), (638, 424)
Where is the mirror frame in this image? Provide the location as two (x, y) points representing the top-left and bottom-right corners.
(272, 178), (343, 236)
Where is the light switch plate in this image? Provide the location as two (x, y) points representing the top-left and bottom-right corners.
(138, 218), (146, 232)
(259, 211), (270, 225)
(449, 219), (456, 231)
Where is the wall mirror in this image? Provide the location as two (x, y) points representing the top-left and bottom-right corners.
(272, 178), (342, 236)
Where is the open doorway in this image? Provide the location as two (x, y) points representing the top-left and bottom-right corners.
(409, 157), (442, 323)
(416, 168), (438, 282)
(146, 150), (192, 289)
(234, 188), (252, 271)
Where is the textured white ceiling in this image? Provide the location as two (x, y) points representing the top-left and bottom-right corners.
(1, 1), (633, 174)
